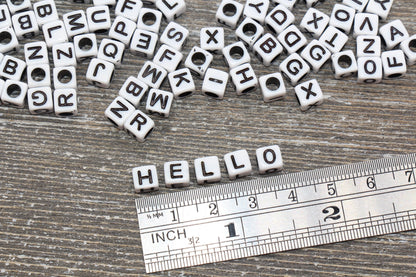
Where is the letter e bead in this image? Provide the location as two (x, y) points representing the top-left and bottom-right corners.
(164, 161), (190, 188)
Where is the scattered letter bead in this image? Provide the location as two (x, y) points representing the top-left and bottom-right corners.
(343, 0), (369, 12)
(329, 4), (355, 34)
(137, 8), (163, 34)
(202, 68), (229, 99)
(279, 53), (310, 86)
(73, 33), (98, 62)
(0, 27), (19, 53)
(301, 39), (331, 73)
(331, 50), (358, 79)
(98, 38), (126, 67)
(200, 27), (225, 53)
(230, 63), (258, 95)
(1, 79), (28, 108)
(86, 5), (112, 33)
(130, 29), (158, 59)
(115, 0), (143, 22)
(236, 17), (264, 48)
(318, 25), (349, 53)
(54, 88), (78, 116)
(184, 46), (213, 78)
(259, 72), (286, 102)
(295, 79), (324, 111)
(243, 0), (269, 25)
(381, 49), (407, 79)
(278, 24), (307, 54)
(222, 41), (250, 69)
(42, 20), (69, 48)
(194, 156), (221, 184)
(356, 35), (381, 58)
(6, 0), (31, 14)
(119, 76), (149, 107)
(109, 16), (136, 46)
(159, 21), (189, 51)
(105, 96), (136, 129)
(365, 0), (393, 20)
(153, 44), (183, 73)
(11, 10), (39, 39)
(0, 55), (26, 80)
(33, 0), (59, 27)
(253, 33), (283, 66)
(272, 0), (296, 10)
(216, 0), (244, 29)
(353, 12), (379, 37)
(63, 10), (89, 38)
(53, 66), (77, 89)
(224, 149), (252, 180)
(137, 60), (168, 88)
(124, 109), (155, 142)
(357, 56), (383, 83)
(156, 0), (186, 22)
(24, 41), (49, 65)
(0, 5), (12, 29)
(164, 161), (190, 188)
(300, 7), (330, 39)
(86, 58), (115, 88)
(27, 87), (53, 114)
(132, 165), (159, 192)
(27, 64), (51, 88)
(256, 145), (283, 174)
(400, 35), (416, 66)
(52, 42), (77, 68)
(168, 68), (195, 98)
(379, 20), (410, 50)
(146, 88), (174, 117)
(265, 5), (295, 35)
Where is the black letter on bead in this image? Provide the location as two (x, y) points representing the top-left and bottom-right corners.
(58, 93), (74, 107)
(390, 26), (404, 41)
(3, 59), (18, 75)
(206, 29), (219, 44)
(231, 155), (244, 169)
(167, 28), (183, 42)
(360, 17), (374, 32)
(173, 72), (190, 87)
(27, 46), (44, 61)
(137, 169), (153, 185)
(363, 38), (375, 54)
(110, 100), (129, 118)
(248, 2), (264, 14)
(161, 0), (178, 10)
(126, 81), (145, 97)
(141, 64), (162, 84)
(159, 48), (175, 62)
(201, 161), (214, 177)
(260, 38), (276, 54)
(129, 113), (147, 131)
(67, 13), (85, 31)
(236, 67), (254, 84)
(32, 90), (47, 106)
(121, 0), (136, 13)
(374, 0), (390, 10)
(263, 149), (277, 164)
(301, 82), (317, 100)
(36, 4), (53, 18)
(307, 12), (323, 29)
(170, 163), (183, 179)
(150, 92), (169, 109)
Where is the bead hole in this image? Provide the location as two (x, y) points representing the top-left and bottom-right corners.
(409, 39), (416, 52)
(79, 37), (93, 51)
(142, 12), (156, 26)
(338, 55), (352, 69)
(223, 3), (237, 16)
(10, 0), (24, 5)
(31, 68), (46, 82)
(388, 73), (402, 78)
(241, 86), (255, 94)
(0, 31), (12, 45)
(230, 46), (244, 60)
(178, 91), (192, 98)
(205, 92), (219, 98)
(58, 70), (72, 84)
(191, 52), (206, 66)
(265, 77), (281, 91)
(7, 84), (22, 98)
(243, 23), (257, 36)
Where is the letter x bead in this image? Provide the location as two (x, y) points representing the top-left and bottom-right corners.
(299, 7), (329, 39)
(294, 79), (324, 111)
(200, 27), (224, 53)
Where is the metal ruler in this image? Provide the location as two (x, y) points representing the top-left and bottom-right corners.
(136, 154), (416, 273)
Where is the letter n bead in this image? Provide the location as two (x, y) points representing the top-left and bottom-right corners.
(256, 145), (283, 174)
(105, 96), (136, 129)
(24, 41), (49, 65)
(132, 165), (159, 192)
(124, 109), (155, 142)
(164, 161), (190, 188)
(294, 79), (324, 111)
(230, 63), (258, 95)
(27, 87), (53, 114)
(224, 150), (252, 180)
(53, 88), (78, 116)
(216, 0), (244, 29)
(86, 58), (115, 88)
(194, 156), (221, 185)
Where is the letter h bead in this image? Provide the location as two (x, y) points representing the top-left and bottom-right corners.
(132, 165), (159, 192)
(230, 63), (258, 95)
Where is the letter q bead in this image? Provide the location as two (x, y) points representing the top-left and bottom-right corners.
(256, 145), (283, 174)
(132, 165), (159, 192)
(164, 161), (190, 188)
(224, 149), (252, 180)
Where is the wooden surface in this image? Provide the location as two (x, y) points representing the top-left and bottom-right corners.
(1, 0), (416, 276)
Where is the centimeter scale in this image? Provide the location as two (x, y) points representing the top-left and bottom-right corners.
(136, 154), (416, 273)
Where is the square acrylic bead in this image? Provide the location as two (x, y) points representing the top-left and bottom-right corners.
(124, 109), (155, 142)
(343, 0), (369, 12)
(200, 27), (225, 53)
(6, 0), (31, 14)
(105, 96), (136, 129)
(277, 24), (307, 54)
(159, 21), (189, 51)
(202, 68), (229, 99)
(224, 149), (252, 180)
(156, 0), (186, 22)
(243, 0), (269, 24)
(235, 17), (264, 49)
(130, 29), (158, 59)
(379, 20), (409, 50)
(1, 79), (28, 108)
(24, 41), (49, 65)
(86, 58), (115, 88)
(73, 33), (98, 62)
(272, 0), (297, 10)
(329, 4), (355, 34)
(42, 20), (68, 48)
(53, 66), (77, 89)
(86, 5), (112, 33)
(259, 72), (286, 102)
(63, 10), (89, 38)
(222, 41), (250, 69)
(304, 0), (323, 8)
(0, 5), (12, 29)
(216, 0), (244, 29)
(168, 68), (195, 98)
(0, 27), (19, 53)
(132, 165), (159, 192)
(318, 25), (349, 53)
(11, 10), (39, 39)
(353, 13), (379, 37)
(184, 46), (213, 78)
(109, 16), (136, 46)
(230, 63), (258, 95)
(0, 55), (26, 80)
(54, 88), (78, 116)
(153, 44), (183, 73)
(365, 0), (393, 20)
(299, 7), (330, 39)
(164, 161), (190, 188)
(33, 0), (59, 27)
(253, 33), (283, 66)
(27, 87), (53, 114)
(137, 8), (163, 34)
(294, 79), (324, 111)
(115, 0), (143, 22)
(265, 5), (295, 35)
(356, 35), (381, 58)
(194, 156), (221, 184)
(256, 145), (283, 174)
(381, 50), (407, 79)
(145, 88), (174, 117)
(279, 53), (310, 86)
(400, 35), (416, 65)
(52, 42), (77, 68)
(119, 76), (149, 107)
(301, 39), (331, 73)
(331, 50), (358, 79)
(357, 56), (383, 83)
(137, 61), (168, 88)
(98, 38), (125, 67)
(27, 64), (51, 88)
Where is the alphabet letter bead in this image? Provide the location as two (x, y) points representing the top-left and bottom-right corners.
(300, 8), (329, 39)
(0, 27), (19, 53)
(379, 20), (409, 50)
(54, 88), (78, 116)
(224, 149), (252, 180)
(279, 53), (310, 86)
(331, 50), (358, 79)
(73, 33), (98, 62)
(329, 4), (355, 34)
(294, 79), (324, 111)
(200, 27), (225, 53)
(230, 63), (258, 95)
(153, 44), (183, 73)
(98, 38), (126, 67)
(184, 46), (213, 78)
(301, 39), (331, 73)
(6, 0), (31, 14)
(63, 10), (89, 38)
(115, 0), (143, 22)
(168, 68), (195, 98)
(356, 35), (381, 57)
(381, 49), (407, 79)
(222, 41), (250, 69)
(202, 68), (229, 99)
(137, 8), (163, 34)
(52, 42), (77, 68)
(272, 0), (296, 10)
(400, 35), (416, 65)
(119, 76), (148, 107)
(256, 145), (283, 174)
(132, 165), (159, 192)
(130, 29), (158, 59)
(265, 5), (295, 34)
(53, 66), (77, 89)
(27, 87), (53, 114)
(353, 12), (379, 37)
(27, 64), (51, 88)
(1, 79), (28, 108)
(194, 156), (221, 184)
(33, 0), (59, 27)
(253, 33), (283, 66)
(24, 41), (49, 65)
(155, 0), (186, 22)
(357, 56), (383, 83)
(124, 109), (155, 142)
(259, 72), (286, 102)
(109, 16), (136, 45)
(137, 60), (168, 88)
(235, 17), (264, 49)
(42, 20), (68, 48)
(86, 58), (115, 88)
(277, 24), (307, 54)
(0, 55), (26, 80)
(343, 0), (369, 12)
(0, 5), (12, 29)
(318, 25), (349, 53)
(146, 88), (174, 117)
(86, 5), (111, 33)
(159, 21), (189, 51)
(243, 0), (270, 24)
(216, 0), (244, 29)
(164, 161), (190, 188)
(11, 10), (39, 39)
(105, 96), (136, 129)
(365, 0), (393, 20)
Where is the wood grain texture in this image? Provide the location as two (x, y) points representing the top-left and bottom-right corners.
(1, 0), (416, 275)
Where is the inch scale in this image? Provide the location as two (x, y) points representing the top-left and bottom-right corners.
(136, 154), (416, 273)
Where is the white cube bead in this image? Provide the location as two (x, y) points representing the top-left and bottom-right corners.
(357, 56), (383, 83)
(379, 20), (409, 50)
(230, 63), (258, 95)
(168, 68), (195, 98)
(381, 49), (407, 79)
(300, 7), (330, 39)
(124, 109), (155, 142)
(278, 24), (307, 54)
(202, 68), (229, 99)
(146, 88), (174, 117)
(222, 41), (250, 69)
(184, 46), (213, 78)
(356, 35), (381, 57)
(200, 27), (225, 53)
(132, 165), (159, 192)
(137, 60), (168, 88)
(279, 53), (310, 86)
(329, 4), (356, 34)
(1, 79), (27, 108)
(24, 41), (49, 65)
(253, 33), (283, 66)
(93, 0), (117, 6)
(301, 39), (331, 73)
(86, 5), (112, 33)
(272, 0), (297, 10)
(353, 13), (379, 37)
(400, 35), (416, 65)
(259, 72), (286, 102)
(236, 17), (264, 49)
(0, 27), (19, 53)
(256, 145), (283, 174)
(27, 87), (53, 114)
(194, 156), (221, 184)
(318, 25), (349, 53)
(216, 0), (244, 29)
(33, 0), (59, 27)
(343, 0), (369, 12)
(27, 64), (51, 88)
(295, 79), (324, 111)
(304, 0), (323, 8)
(62, 10), (89, 38)
(164, 161), (190, 188)
(109, 16), (136, 46)
(115, 0), (143, 22)
(137, 8), (163, 34)
(159, 21), (189, 51)
(331, 50), (358, 79)
(119, 76), (148, 107)
(53, 66), (77, 89)
(156, 0), (186, 22)
(265, 5), (295, 34)
(54, 88), (78, 116)
(0, 55), (26, 80)
(365, 0), (393, 20)
(86, 58), (115, 88)
(0, 5), (12, 29)
(73, 33), (98, 62)
(224, 149), (252, 180)
(130, 28), (158, 59)
(42, 20), (68, 48)
(52, 42), (77, 68)
(98, 38), (126, 67)
(11, 10), (39, 39)
(105, 96), (136, 129)
(153, 44), (183, 73)
(243, 0), (269, 24)
(6, 0), (31, 14)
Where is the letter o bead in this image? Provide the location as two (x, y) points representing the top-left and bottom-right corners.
(1, 79), (27, 108)
(256, 145), (283, 174)
(216, 0), (244, 29)
(259, 72), (286, 102)
(164, 161), (190, 188)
